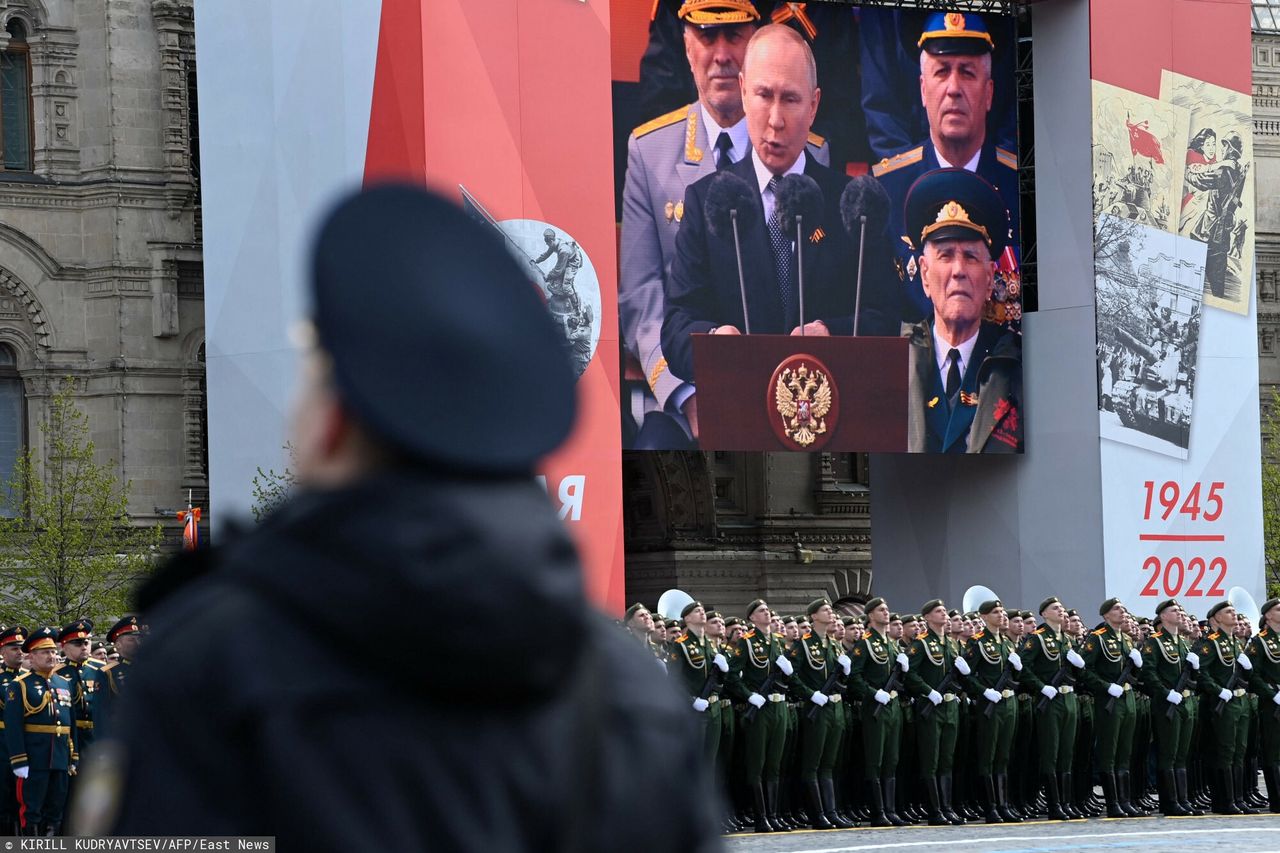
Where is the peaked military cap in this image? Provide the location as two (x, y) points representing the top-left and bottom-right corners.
(1099, 598), (1123, 617)
(58, 619), (93, 644)
(1206, 600), (1233, 620)
(1155, 598), (1179, 616)
(920, 599), (945, 617)
(904, 167), (1008, 256)
(1039, 596), (1061, 615)
(806, 598), (832, 617)
(678, 0), (760, 27)
(918, 12), (994, 54)
(978, 599), (1002, 615)
(23, 627), (57, 653)
(0, 625), (26, 648)
(746, 598), (768, 619)
(107, 614), (141, 644)
(864, 597), (886, 614)
(309, 184), (576, 475)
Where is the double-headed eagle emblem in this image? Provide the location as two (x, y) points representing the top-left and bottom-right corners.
(774, 363), (832, 447)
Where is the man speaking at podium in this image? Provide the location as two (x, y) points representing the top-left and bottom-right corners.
(662, 23), (896, 436)
(902, 168), (1022, 453)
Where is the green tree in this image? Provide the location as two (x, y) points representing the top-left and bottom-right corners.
(249, 443), (296, 523)
(0, 381), (162, 626)
(1262, 389), (1280, 600)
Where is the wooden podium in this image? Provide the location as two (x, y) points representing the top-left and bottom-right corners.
(691, 334), (909, 452)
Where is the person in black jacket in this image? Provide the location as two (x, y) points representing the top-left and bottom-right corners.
(76, 185), (722, 852)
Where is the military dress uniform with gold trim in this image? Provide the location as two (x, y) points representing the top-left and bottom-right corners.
(730, 627), (789, 788)
(1079, 624), (1139, 776)
(1195, 629), (1249, 774)
(847, 628), (903, 782)
(57, 658), (105, 754)
(0, 663), (22, 832)
(668, 630), (723, 763)
(1018, 626), (1080, 782)
(904, 628), (962, 823)
(960, 629), (1017, 783)
(3, 670), (77, 833)
(1140, 628), (1196, 773)
(1246, 625), (1280, 808)
(786, 630), (842, 784)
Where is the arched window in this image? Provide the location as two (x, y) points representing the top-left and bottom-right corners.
(0, 344), (24, 515)
(0, 19), (31, 172)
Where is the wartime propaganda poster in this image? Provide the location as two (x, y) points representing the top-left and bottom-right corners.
(1159, 70), (1254, 315)
(1092, 81), (1189, 234)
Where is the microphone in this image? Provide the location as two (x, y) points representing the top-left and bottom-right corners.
(774, 174), (823, 334)
(704, 172), (760, 335)
(839, 176), (891, 336)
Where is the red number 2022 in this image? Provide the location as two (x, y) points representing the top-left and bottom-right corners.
(1141, 556), (1227, 597)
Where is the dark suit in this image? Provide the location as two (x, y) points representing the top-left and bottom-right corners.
(662, 151), (899, 383)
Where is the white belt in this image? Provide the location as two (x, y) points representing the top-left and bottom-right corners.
(943, 693), (959, 702)
(1234, 688), (1247, 698)
(768, 694), (786, 703)
(707, 694), (719, 703)
(1123, 683), (1132, 692)
(1182, 690), (1192, 698)
(889, 690), (899, 699)
(1001, 689), (1015, 699)
(828, 694), (842, 704)
(1058, 685), (1074, 695)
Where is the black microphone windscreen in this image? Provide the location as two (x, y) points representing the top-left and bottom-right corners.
(839, 175), (892, 238)
(774, 174), (823, 235)
(704, 172), (759, 240)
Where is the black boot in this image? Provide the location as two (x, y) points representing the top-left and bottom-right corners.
(1101, 771), (1126, 818)
(921, 776), (947, 825)
(1158, 769), (1189, 816)
(982, 775), (1002, 823)
(882, 776), (908, 826)
(765, 781), (791, 831)
(940, 774), (964, 824)
(1059, 772), (1081, 819)
(1174, 767), (1203, 816)
(1234, 766), (1260, 814)
(820, 778), (855, 829)
(752, 782), (775, 833)
(1216, 767), (1242, 815)
(866, 778), (891, 827)
(807, 780), (836, 829)
(1117, 769), (1147, 816)
(996, 773), (1023, 822)
(1042, 772), (1068, 820)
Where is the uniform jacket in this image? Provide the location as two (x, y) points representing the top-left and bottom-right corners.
(1079, 624), (1135, 699)
(846, 627), (899, 702)
(906, 319), (1022, 453)
(667, 629), (719, 699)
(1140, 628), (1191, 700)
(1017, 626), (1075, 696)
(786, 630), (835, 698)
(104, 472), (721, 851)
(729, 628), (787, 699)
(662, 150), (900, 382)
(56, 658), (105, 749)
(1246, 626), (1280, 699)
(1195, 629), (1246, 700)
(960, 628), (1013, 699)
(904, 629), (960, 696)
(3, 670), (77, 772)
(621, 103), (828, 413)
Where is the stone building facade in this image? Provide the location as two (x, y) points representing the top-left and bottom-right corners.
(1256, 4), (1280, 402)
(0, 0), (203, 531)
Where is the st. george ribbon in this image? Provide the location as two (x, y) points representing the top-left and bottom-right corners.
(704, 172), (761, 335)
(774, 174), (823, 335)
(839, 176), (890, 336)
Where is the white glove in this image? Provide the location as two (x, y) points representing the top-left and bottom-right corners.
(1186, 651), (1200, 670)
(1107, 683), (1123, 698)
(713, 653), (729, 673)
(775, 655), (794, 676)
(954, 657), (971, 676)
(1067, 649), (1085, 669)
(748, 693), (766, 709)
(983, 688), (1002, 704)
(1041, 685), (1058, 700)
(692, 697), (709, 712)
(11, 766), (26, 780)
(1238, 653), (1253, 671)
(1128, 648), (1143, 668)
(1006, 651), (1021, 672)
(896, 652), (910, 671)
(1218, 688), (1233, 703)
(810, 691), (829, 707)
(874, 689), (891, 705)
(928, 689), (943, 706)
(68, 764), (76, 777)
(1272, 689), (1280, 706)
(1166, 690), (1183, 705)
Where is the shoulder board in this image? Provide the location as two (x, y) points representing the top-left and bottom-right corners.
(802, 631), (813, 640)
(1033, 626), (1045, 634)
(916, 632), (928, 641)
(996, 146), (1018, 170)
(1152, 629), (1164, 638)
(807, 130), (826, 148)
(872, 146), (923, 178)
(632, 105), (690, 140)
(773, 632), (785, 639)
(973, 629), (985, 639)
(744, 628), (756, 638)
(1092, 627), (1108, 636)
(675, 634), (689, 644)
(1208, 632), (1220, 640)
(12, 672), (29, 682)
(101, 662), (118, 672)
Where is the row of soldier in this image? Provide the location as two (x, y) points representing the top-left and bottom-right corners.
(0, 616), (140, 836)
(622, 594), (1280, 832)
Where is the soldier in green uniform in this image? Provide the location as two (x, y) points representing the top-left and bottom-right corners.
(1016, 597), (1086, 820)
(1139, 599), (1201, 816)
(785, 598), (853, 830)
(847, 597), (908, 827)
(1079, 597), (1146, 818)
(904, 598), (969, 825)
(776, 615), (803, 829)
(961, 599), (1021, 823)
(0, 626), (26, 835)
(3, 628), (77, 836)
(1246, 597), (1280, 812)
(705, 610), (740, 828)
(667, 601), (729, 766)
(624, 603), (666, 666)
(730, 599), (795, 833)
(1195, 600), (1258, 814)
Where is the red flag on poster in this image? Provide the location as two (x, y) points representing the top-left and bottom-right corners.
(1126, 116), (1165, 164)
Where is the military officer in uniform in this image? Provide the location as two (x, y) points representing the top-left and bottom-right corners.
(668, 600), (729, 765)
(1195, 600), (1257, 814)
(1246, 597), (1280, 812)
(874, 12), (1020, 326)
(1080, 598), (1147, 818)
(621, 0), (831, 448)
(847, 597), (909, 827)
(1016, 597), (1086, 820)
(57, 620), (105, 752)
(904, 598), (970, 825)
(3, 627), (77, 836)
(961, 599), (1021, 823)
(95, 615), (140, 739)
(0, 626), (25, 834)
(1139, 599), (1201, 815)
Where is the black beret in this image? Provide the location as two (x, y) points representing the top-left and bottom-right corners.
(107, 615), (141, 644)
(1038, 597), (1061, 615)
(781, 615), (796, 625)
(1099, 598), (1123, 617)
(978, 599), (1002, 615)
(623, 603), (648, 622)
(706, 611), (723, 622)
(806, 598), (832, 617)
(1154, 598), (1179, 616)
(1262, 598), (1280, 617)
(680, 600), (703, 619)
(725, 617), (743, 628)
(904, 168), (1008, 256)
(310, 184), (576, 474)
(0, 625), (26, 648)
(1206, 601), (1233, 620)
(58, 619), (93, 643)
(746, 599), (768, 619)
(948, 609), (960, 618)
(841, 616), (856, 627)
(889, 613), (902, 623)
(1066, 609), (1079, 618)
(864, 597), (886, 614)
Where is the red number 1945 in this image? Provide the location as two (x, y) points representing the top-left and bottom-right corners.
(1142, 481), (1224, 522)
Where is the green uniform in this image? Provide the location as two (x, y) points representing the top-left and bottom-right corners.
(847, 627), (903, 780)
(1079, 625), (1137, 773)
(730, 628), (789, 784)
(667, 630), (723, 763)
(904, 629), (961, 777)
(1245, 626), (1280, 767)
(786, 630), (843, 782)
(961, 628), (1017, 776)
(1140, 628), (1195, 771)
(1194, 629), (1248, 770)
(1018, 626), (1080, 776)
